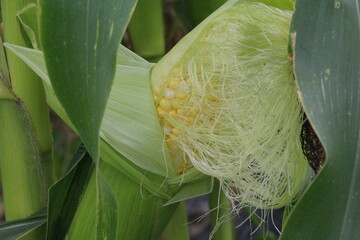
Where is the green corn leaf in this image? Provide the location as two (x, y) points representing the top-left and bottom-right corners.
(39, 2), (138, 239)
(46, 145), (93, 240)
(39, 0), (137, 160)
(0, 39), (10, 86)
(281, 0), (360, 239)
(0, 40), (13, 100)
(0, 208), (47, 240)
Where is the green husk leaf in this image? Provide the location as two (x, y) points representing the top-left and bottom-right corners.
(68, 161), (179, 240)
(163, 177), (213, 206)
(100, 140), (172, 200)
(46, 145), (93, 240)
(0, 209), (47, 240)
(161, 202), (190, 240)
(96, 172), (118, 240)
(152, 0), (238, 85)
(101, 62), (175, 177)
(280, 0), (360, 239)
(4, 43), (175, 177)
(117, 44), (148, 64)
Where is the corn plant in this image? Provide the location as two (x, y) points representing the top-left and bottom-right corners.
(0, 0), (359, 240)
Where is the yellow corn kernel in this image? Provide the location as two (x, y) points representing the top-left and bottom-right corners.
(189, 105), (200, 114)
(210, 80), (218, 86)
(169, 109), (178, 119)
(176, 92), (188, 100)
(185, 98), (195, 108)
(169, 79), (180, 89)
(172, 100), (182, 109)
(159, 97), (171, 111)
(184, 116), (195, 125)
(205, 94), (217, 101)
(177, 108), (186, 116)
(172, 127), (183, 136)
(166, 120), (175, 128)
(157, 107), (167, 118)
(166, 138), (178, 150)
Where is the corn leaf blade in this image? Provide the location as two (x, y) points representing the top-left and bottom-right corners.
(39, 0), (137, 160)
(281, 1), (360, 239)
(0, 209), (47, 240)
(46, 145), (93, 240)
(39, 1), (137, 239)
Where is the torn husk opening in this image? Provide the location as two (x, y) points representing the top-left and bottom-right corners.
(151, 1), (322, 210)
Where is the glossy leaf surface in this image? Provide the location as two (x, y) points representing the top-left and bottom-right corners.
(46, 145), (93, 240)
(39, 0), (137, 160)
(0, 209), (47, 240)
(281, 0), (360, 239)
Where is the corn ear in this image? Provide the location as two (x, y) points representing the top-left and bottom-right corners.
(152, 1), (311, 209)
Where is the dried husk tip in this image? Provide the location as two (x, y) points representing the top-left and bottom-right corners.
(151, 1), (311, 210)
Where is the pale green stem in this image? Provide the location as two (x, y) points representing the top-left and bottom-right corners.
(0, 0), (53, 238)
(128, 0), (165, 61)
(1, 0), (54, 184)
(210, 179), (235, 240)
(0, 98), (47, 240)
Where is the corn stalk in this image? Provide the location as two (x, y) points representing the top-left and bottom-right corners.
(0, 0), (53, 239)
